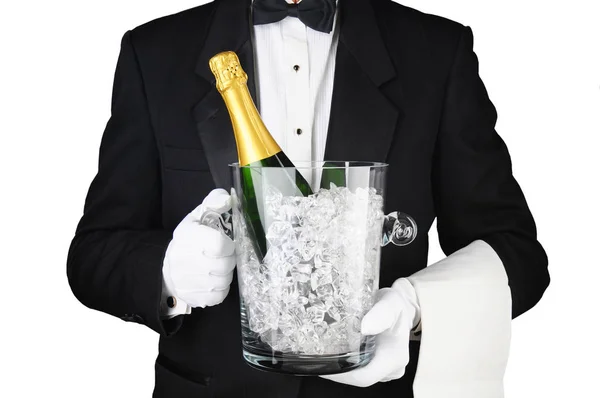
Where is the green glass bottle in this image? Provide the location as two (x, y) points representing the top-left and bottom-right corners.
(320, 162), (346, 189)
(209, 51), (313, 258)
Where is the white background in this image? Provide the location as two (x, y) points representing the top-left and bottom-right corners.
(1, 0), (598, 397)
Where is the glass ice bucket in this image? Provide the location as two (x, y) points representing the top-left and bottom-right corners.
(225, 161), (417, 375)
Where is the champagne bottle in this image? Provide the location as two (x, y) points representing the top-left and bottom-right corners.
(209, 51), (313, 258)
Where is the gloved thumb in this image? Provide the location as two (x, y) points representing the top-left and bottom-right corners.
(190, 188), (232, 220)
(202, 188), (232, 212)
(360, 288), (401, 335)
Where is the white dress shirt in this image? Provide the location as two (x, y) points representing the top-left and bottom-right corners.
(162, 2), (512, 396)
(252, 0), (340, 172)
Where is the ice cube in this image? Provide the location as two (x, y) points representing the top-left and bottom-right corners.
(310, 266), (333, 290)
(291, 262), (312, 283)
(306, 306), (326, 324)
(266, 221), (297, 248)
(315, 283), (334, 299)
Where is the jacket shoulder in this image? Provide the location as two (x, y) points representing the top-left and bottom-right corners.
(374, 0), (466, 32)
(372, 0), (471, 72)
(127, 2), (217, 51)
(373, 0), (467, 45)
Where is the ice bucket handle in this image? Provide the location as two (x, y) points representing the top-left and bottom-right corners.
(199, 210), (234, 239)
(382, 211), (418, 247)
(200, 210), (417, 247)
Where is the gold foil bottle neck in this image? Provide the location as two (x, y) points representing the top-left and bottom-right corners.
(209, 51), (248, 93)
(209, 51), (282, 166)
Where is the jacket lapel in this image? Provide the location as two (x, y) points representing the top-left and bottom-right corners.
(193, 0), (256, 189)
(324, 0), (404, 162)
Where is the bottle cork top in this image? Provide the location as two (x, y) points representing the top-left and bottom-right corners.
(209, 51), (248, 93)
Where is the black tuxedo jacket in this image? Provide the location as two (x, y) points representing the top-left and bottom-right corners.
(67, 0), (549, 396)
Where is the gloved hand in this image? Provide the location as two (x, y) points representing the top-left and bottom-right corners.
(162, 188), (236, 309)
(320, 278), (420, 388)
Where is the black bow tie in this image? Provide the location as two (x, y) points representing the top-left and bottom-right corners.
(252, 0), (336, 34)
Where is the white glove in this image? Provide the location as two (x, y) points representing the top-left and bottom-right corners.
(320, 278), (420, 388)
(162, 188), (236, 311)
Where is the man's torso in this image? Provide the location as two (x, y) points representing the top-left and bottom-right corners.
(128, 0), (464, 396)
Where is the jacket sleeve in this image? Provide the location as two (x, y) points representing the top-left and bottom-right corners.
(432, 25), (550, 319)
(66, 30), (182, 337)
